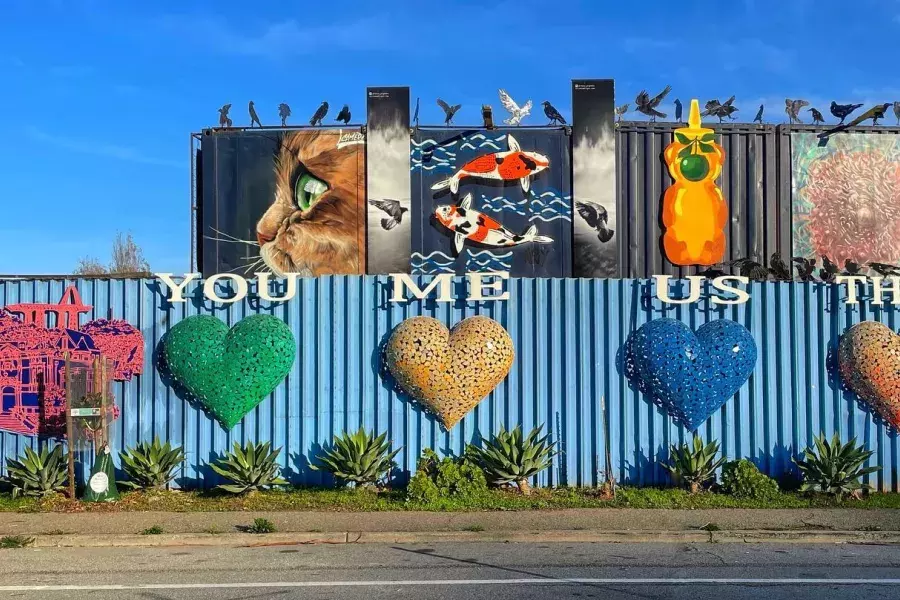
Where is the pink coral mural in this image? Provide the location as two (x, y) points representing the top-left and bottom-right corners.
(0, 286), (143, 436)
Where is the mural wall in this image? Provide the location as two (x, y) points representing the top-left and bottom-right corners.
(200, 129), (366, 277)
(410, 128), (573, 277)
(572, 79), (617, 277)
(2, 277), (898, 491)
(792, 132), (900, 266)
(366, 87), (411, 274)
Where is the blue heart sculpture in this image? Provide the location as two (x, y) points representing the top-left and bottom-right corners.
(627, 319), (757, 430)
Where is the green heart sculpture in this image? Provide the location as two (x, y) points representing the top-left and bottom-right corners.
(163, 314), (296, 429)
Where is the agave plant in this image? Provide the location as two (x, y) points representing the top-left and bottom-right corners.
(794, 433), (881, 498)
(312, 427), (400, 487)
(119, 438), (186, 490)
(663, 435), (725, 493)
(210, 441), (288, 494)
(469, 425), (557, 495)
(4, 445), (68, 498)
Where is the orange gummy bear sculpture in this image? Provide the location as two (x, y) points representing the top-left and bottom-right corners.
(662, 100), (727, 266)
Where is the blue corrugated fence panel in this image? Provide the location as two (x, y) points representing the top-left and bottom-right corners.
(0, 276), (898, 491)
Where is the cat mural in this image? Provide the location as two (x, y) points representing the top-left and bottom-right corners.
(201, 129), (366, 277)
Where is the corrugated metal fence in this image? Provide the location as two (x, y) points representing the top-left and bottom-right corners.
(615, 122), (900, 279)
(0, 276), (897, 491)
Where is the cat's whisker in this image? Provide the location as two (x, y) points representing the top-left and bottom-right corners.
(206, 228), (260, 246)
(204, 235), (260, 247)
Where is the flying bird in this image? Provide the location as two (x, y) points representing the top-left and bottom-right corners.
(635, 85), (671, 121)
(674, 99), (683, 122)
(785, 99), (809, 124)
(248, 101), (262, 127)
(436, 98), (461, 125)
(217, 104), (232, 128)
(615, 103), (629, 122)
(309, 101), (328, 126)
(894, 102), (900, 125)
(498, 89), (532, 126)
(809, 107), (826, 125)
(753, 104), (764, 124)
(792, 257), (816, 281)
(278, 103), (291, 127)
(830, 101), (863, 125)
(575, 201), (614, 243)
(369, 199), (408, 231)
(335, 104), (351, 124)
(819, 103), (892, 138)
(768, 253), (793, 281)
(701, 96), (737, 122)
(542, 101), (566, 125)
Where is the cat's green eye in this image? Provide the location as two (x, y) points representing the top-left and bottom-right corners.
(294, 173), (328, 210)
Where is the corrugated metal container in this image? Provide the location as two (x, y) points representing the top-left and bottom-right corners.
(616, 121), (782, 279)
(0, 276), (897, 491)
(776, 123), (900, 235)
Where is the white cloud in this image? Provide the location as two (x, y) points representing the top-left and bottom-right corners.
(25, 127), (183, 168)
(154, 14), (399, 58)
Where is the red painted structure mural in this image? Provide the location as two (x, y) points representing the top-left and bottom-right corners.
(0, 286), (143, 435)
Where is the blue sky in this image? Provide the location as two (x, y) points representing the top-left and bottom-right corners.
(1, 0), (898, 274)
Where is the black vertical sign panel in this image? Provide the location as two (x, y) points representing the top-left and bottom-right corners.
(366, 86), (411, 274)
(572, 79), (617, 278)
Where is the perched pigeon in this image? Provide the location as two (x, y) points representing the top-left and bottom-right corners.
(809, 107), (826, 125)
(542, 101), (566, 125)
(674, 99), (683, 122)
(309, 102), (328, 126)
(729, 258), (769, 281)
(335, 104), (351, 124)
(436, 98), (461, 125)
(218, 104), (232, 128)
(369, 199), (408, 230)
(829, 101), (863, 125)
(278, 103), (291, 127)
(753, 104), (764, 124)
(498, 89), (532, 126)
(482, 105), (494, 129)
(575, 201), (614, 243)
(248, 101), (262, 127)
(413, 97), (420, 127)
(792, 257), (816, 281)
(615, 103), (629, 122)
(819, 255), (839, 282)
(768, 252), (792, 281)
(635, 86), (671, 121)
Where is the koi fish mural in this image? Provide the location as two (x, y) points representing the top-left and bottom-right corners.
(434, 194), (554, 254)
(411, 128), (572, 277)
(430, 134), (550, 194)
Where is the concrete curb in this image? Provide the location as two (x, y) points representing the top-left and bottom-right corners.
(26, 529), (900, 548)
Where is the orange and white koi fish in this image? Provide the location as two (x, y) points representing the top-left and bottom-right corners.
(434, 194), (554, 254)
(430, 134), (549, 194)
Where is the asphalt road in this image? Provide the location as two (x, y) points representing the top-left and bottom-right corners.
(0, 542), (898, 599)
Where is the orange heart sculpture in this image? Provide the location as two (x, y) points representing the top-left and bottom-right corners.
(384, 316), (514, 429)
(838, 321), (900, 431)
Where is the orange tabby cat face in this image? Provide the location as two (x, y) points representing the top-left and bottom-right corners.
(256, 130), (365, 276)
